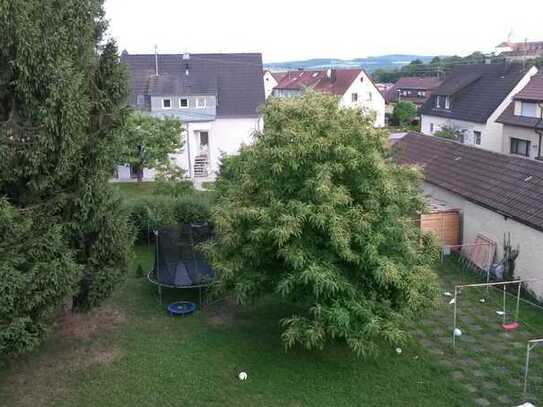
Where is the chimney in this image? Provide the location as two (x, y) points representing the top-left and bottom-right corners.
(154, 45), (159, 76)
(326, 68), (336, 82)
(183, 52), (190, 76)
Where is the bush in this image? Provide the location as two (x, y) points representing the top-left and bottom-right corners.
(126, 193), (213, 240)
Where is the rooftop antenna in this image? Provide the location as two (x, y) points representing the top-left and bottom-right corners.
(154, 44), (159, 76)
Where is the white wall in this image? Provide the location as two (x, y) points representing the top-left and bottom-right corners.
(115, 117), (260, 181)
(339, 71), (385, 128)
(420, 115), (487, 146)
(502, 125), (542, 159)
(263, 71), (278, 99)
(169, 116), (261, 178)
(423, 182), (543, 297)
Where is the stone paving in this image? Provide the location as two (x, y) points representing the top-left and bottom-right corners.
(415, 258), (543, 406)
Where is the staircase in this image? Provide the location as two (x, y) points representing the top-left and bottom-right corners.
(193, 154), (209, 178)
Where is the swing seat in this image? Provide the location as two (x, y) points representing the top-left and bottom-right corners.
(501, 321), (520, 331)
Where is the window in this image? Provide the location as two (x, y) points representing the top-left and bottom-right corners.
(199, 131), (209, 147)
(136, 95), (145, 106)
(430, 123), (434, 133)
(162, 98), (172, 109)
(367, 92), (372, 101)
(510, 138), (530, 157)
(351, 93), (358, 102)
(436, 95), (450, 109)
(474, 131), (481, 145)
(521, 102), (538, 118)
(417, 91), (426, 97)
(179, 98), (188, 108)
(196, 97), (206, 108)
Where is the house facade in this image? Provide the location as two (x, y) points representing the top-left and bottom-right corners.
(272, 69), (385, 127)
(117, 52), (265, 181)
(497, 74), (543, 160)
(420, 63), (538, 153)
(395, 132), (543, 298)
(384, 76), (442, 114)
(263, 70), (286, 99)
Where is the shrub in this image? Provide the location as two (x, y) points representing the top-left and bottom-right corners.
(126, 193), (213, 240)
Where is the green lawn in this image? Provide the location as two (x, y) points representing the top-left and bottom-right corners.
(4, 194), (543, 407)
(0, 245), (477, 407)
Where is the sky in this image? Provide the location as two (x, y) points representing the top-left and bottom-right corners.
(104, 0), (543, 63)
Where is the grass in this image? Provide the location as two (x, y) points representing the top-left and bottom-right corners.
(0, 245), (477, 407)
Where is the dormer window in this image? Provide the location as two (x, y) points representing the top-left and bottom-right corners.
(520, 102), (538, 118)
(179, 98), (188, 108)
(162, 98), (172, 109)
(436, 96), (450, 110)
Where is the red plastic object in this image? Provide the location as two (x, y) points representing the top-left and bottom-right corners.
(502, 321), (520, 331)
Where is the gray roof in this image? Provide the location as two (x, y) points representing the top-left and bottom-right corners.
(121, 52), (265, 117)
(419, 64), (528, 124)
(394, 132), (543, 232)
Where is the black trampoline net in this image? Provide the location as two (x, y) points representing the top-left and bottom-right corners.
(150, 224), (215, 288)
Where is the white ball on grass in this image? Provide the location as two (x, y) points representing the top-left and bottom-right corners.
(453, 328), (462, 337)
(395, 347), (402, 354)
(238, 371), (248, 381)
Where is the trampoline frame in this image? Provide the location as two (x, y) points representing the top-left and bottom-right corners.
(148, 225), (215, 306)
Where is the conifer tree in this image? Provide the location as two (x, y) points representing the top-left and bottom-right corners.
(0, 0), (133, 354)
(208, 92), (439, 356)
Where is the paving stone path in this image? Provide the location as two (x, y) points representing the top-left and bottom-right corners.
(415, 258), (543, 406)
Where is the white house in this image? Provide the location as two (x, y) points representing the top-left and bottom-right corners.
(117, 51), (265, 181)
(420, 63), (538, 153)
(496, 74), (543, 159)
(395, 132), (543, 298)
(272, 68), (385, 127)
(263, 70), (286, 99)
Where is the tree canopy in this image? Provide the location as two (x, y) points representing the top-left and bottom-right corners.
(207, 92), (439, 356)
(391, 101), (418, 127)
(119, 112), (183, 181)
(0, 0), (133, 355)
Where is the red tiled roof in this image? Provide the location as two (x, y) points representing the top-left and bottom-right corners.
(274, 69), (362, 96)
(498, 41), (543, 57)
(514, 74), (543, 101)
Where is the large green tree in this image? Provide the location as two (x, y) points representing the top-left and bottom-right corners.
(207, 92), (439, 356)
(119, 112), (183, 181)
(0, 0), (133, 354)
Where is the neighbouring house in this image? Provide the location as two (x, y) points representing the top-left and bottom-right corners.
(420, 63), (538, 153)
(385, 76), (442, 114)
(272, 69), (385, 127)
(496, 74), (543, 160)
(496, 41), (543, 63)
(118, 51), (265, 181)
(263, 70), (286, 99)
(394, 132), (543, 297)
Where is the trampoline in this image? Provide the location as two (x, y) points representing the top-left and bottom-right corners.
(148, 223), (215, 306)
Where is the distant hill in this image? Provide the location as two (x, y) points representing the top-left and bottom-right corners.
(264, 54), (435, 73)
